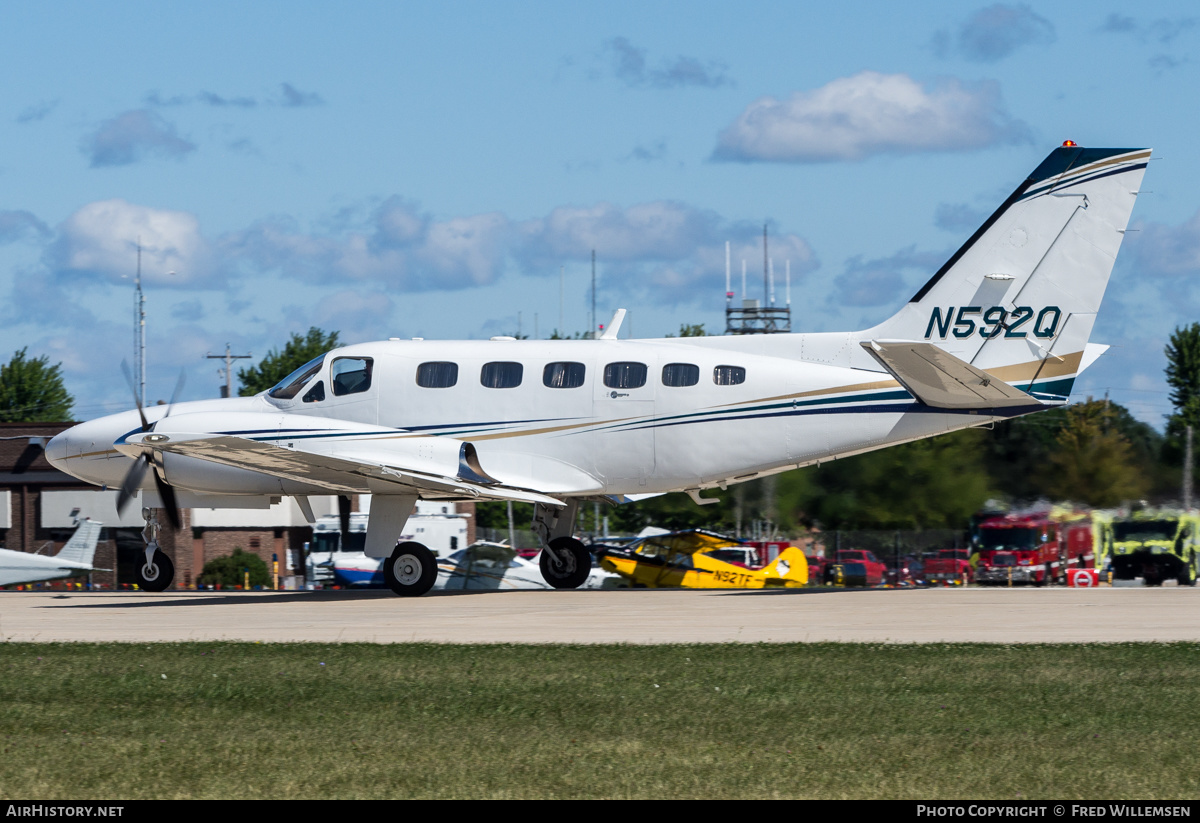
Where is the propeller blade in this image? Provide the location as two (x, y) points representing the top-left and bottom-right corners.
(116, 454), (149, 516)
(120, 360), (150, 432)
(161, 369), (186, 420)
(338, 495), (352, 550)
(154, 469), (182, 531)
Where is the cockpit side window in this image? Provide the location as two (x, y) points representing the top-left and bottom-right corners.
(302, 381), (325, 403)
(267, 355), (325, 400)
(332, 357), (374, 396)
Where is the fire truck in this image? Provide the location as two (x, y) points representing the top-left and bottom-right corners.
(1107, 509), (1199, 586)
(973, 508), (1096, 586)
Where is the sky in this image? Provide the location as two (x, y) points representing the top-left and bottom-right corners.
(0, 1), (1197, 426)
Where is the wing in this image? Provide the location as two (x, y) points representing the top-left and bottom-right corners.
(860, 340), (1044, 410)
(118, 417), (579, 506)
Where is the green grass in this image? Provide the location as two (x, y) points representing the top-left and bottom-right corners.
(1, 643), (1198, 799)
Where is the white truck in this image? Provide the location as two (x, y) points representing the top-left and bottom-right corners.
(306, 501), (469, 587)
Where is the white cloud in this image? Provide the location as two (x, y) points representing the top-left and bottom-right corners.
(50, 199), (211, 286)
(33, 194), (818, 317)
(712, 71), (1030, 163)
(224, 206), (512, 290)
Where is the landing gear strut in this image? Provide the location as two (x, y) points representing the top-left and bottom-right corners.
(533, 501), (592, 589)
(135, 507), (175, 592)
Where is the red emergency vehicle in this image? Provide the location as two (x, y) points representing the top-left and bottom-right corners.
(973, 510), (1095, 586)
(923, 549), (972, 584)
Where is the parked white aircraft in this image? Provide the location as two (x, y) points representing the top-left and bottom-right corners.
(47, 144), (1150, 596)
(0, 519), (103, 587)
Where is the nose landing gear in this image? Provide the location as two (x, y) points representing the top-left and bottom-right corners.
(135, 507), (175, 592)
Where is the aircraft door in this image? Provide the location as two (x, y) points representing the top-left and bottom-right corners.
(594, 355), (656, 488)
(325, 355), (379, 424)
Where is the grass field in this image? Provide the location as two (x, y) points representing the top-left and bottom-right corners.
(1, 642), (1198, 799)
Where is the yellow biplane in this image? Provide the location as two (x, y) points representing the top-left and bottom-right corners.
(597, 529), (808, 589)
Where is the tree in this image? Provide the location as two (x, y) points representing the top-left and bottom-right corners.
(793, 429), (992, 529)
(1166, 324), (1200, 426)
(0, 348), (73, 422)
(198, 548), (269, 588)
(664, 323), (707, 338)
(238, 327), (340, 396)
(1045, 400), (1148, 507)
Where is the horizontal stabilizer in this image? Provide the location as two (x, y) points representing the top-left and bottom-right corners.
(861, 341), (1043, 410)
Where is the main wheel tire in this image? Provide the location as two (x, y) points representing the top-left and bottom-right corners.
(136, 549), (174, 592)
(539, 537), (592, 590)
(383, 542), (437, 597)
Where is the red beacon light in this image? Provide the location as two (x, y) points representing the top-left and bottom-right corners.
(1062, 140), (1078, 147)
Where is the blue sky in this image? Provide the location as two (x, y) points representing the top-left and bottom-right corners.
(1, 1), (1197, 425)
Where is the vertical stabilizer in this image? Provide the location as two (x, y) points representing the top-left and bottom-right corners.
(867, 145), (1149, 398)
(55, 518), (103, 566)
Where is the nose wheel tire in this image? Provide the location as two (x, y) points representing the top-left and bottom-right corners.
(136, 549), (174, 592)
(539, 537), (592, 589)
(384, 542), (437, 597)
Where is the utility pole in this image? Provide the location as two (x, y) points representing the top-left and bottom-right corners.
(1186, 425), (1194, 511)
(591, 249), (597, 339)
(134, 240), (145, 408)
(206, 343), (253, 398)
(762, 223), (769, 305)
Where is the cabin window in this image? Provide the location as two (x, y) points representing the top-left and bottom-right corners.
(331, 357), (374, 396)
(543, 362), (586, 389)
(267, 355), (324, 399)
(416, 362), (458, 388)
(713, 365), (746, 386)
(302, 381), (325, 403)
(481, 361), (523, 389)
(662, 363), (699, 387)
(604, 362), (647, 389)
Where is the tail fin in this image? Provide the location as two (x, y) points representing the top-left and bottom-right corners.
(868, 145), (1149, 400)
(764, 547), (809, 585)
(55, 519), (102, 566)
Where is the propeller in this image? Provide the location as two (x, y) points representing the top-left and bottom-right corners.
(115, 362), (185, 530)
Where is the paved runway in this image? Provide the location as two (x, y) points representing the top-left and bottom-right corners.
(2, 586), (1198, 643)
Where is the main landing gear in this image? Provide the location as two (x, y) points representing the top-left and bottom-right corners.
(540, 537), (592, 589)
(533, 501), (592, 590)
(135, 507), (175, 592)
(384, 541), (438, 597)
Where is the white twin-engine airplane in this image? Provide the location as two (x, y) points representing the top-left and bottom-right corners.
(47, 144), (1150, 596)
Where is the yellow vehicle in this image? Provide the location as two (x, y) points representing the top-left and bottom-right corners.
(1107, 509), (1200, 586)
(597, 529), (808, 589)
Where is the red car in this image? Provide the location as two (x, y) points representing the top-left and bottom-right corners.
(829, 549), (888, 587)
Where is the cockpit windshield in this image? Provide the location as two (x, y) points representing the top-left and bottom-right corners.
(267, 354), (326, 400)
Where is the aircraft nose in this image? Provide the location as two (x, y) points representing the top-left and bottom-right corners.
(46, 428), (72, 470)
